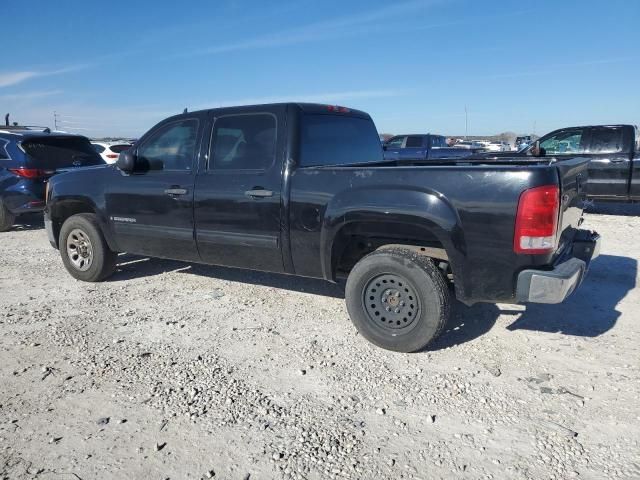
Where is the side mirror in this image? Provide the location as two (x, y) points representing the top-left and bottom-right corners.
(116, 150), (136, 173)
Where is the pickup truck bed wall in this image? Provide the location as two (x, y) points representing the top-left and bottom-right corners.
(289, 160), (585, 304)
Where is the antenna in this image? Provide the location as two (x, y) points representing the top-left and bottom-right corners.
(54, 111), (60, 131)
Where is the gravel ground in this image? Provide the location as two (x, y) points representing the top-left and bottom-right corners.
(1, 207), (639, 480)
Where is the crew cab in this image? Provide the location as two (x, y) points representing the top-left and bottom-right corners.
(0, 126), (104, 231)
(44, 103), (600, 352)
(479, 125), (640, 201)
(383, 134), (481, 161)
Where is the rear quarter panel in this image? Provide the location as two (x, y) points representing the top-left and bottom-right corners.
(289, 164), (562, 304)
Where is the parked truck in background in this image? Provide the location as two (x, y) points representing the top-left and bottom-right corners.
(44, 103), (600, 352)
(479, 125), (640, 202)
(382, 134), (483, 161)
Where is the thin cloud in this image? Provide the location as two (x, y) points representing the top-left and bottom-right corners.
(0, 90), (63, 101)
(0, 64), (90, 88)
(480, 56), (640, 80)
(182, 0), (444, 57)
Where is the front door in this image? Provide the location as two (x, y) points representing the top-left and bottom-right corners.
(194, 108), (285, 272)
(105, 116), (203, 261)
(383, 135), (405, 161)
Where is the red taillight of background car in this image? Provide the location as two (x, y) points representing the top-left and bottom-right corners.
(106, 154), (119, 159)
(8, 167), (52, 179)
(514, 184), (560, 254)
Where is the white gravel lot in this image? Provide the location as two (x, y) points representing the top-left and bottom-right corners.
(1, 206), (639, 480)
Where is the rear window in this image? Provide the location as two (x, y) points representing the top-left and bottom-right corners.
(300, 114), (382, 167)
(109, 144), (131, 153)
(22, 136), (105, 168)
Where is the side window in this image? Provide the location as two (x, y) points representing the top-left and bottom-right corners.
(636, 126), (640, 152)
(539, 129), (586, 155)
(0, 139), (8, 160)
(210, 113), (276, 171)
(590, 127), (624, 154)
(138, 119), (198, 171)
(92, 144), (105, 153)
(405, 136), (423, 148)
(386, 136), (405, 148)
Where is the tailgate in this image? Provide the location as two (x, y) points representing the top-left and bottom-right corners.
(20, 135), (105, 172)
(554, 157), (590, 255)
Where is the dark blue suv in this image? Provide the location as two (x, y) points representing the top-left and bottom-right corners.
(0, 126), (104, 231)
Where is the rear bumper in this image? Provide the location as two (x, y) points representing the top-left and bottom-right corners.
(516, 230), (601, 304)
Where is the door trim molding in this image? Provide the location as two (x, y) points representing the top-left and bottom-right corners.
(196, 230), (279, 249)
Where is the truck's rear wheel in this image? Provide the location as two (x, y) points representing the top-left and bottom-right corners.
(0, 199), (16, 232)
(59, 213), (117, 282)
(345, 247), (450, 352)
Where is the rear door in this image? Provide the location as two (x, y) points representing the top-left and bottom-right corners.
(399, 135), (425, 160)
(587, 126), (632, 199)
(194, 106), (285, 272)
(105, 115), (204, 261)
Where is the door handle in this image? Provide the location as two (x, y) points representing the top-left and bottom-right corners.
(609, 158), (626, 163)
(165, 188), (188, 196)
(245, 188), (273, 198)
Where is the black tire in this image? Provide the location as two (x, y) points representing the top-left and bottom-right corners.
(59, 213), (117, 282)
(345, 247), (450, 352)
(0, 199), (16, 232)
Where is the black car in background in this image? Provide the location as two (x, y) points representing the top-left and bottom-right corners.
(0, 126), (104, 231)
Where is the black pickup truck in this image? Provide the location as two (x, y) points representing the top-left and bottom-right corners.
(44, 103), (600, 352)
(480, 124), (640, 201)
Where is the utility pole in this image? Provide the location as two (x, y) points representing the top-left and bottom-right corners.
(464, 106), (468, 139)
(53, 111), (59, 131)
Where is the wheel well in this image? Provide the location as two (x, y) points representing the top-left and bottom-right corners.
(331, 222), (451, 279)
(50, 201), (96, 247)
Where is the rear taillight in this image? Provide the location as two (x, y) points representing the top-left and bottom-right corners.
(9, 167), (52, 179)
(514, 184), (560, 254)
(106, 154), (119, 159)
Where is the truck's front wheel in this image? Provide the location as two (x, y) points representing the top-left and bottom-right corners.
(59, 213), (117, 282)
(345, 247), (450, 352)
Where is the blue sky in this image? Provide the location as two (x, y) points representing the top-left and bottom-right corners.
(1, 0), (638, 137)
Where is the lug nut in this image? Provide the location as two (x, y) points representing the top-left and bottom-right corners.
(394, 308), (400, 313)
(386, 307), (391, 312)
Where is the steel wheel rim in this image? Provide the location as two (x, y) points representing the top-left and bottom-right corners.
(66, 228), (93, 272)
(363, 273), (420, 331)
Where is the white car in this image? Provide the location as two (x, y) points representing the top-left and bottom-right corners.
(91, 142), (132, 163)
(455, 140), (485, 149)
(486, 141), (510, 152)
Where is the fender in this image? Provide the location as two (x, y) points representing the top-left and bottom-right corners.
(320, 184), (468, 298)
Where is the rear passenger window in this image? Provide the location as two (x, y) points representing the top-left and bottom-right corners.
(590, 127), (624, 154)
(405, 136), (423, 148)
(138, 119), (198, 171)
(92, 144), (105, 153)
(210, 113), (276, 171)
